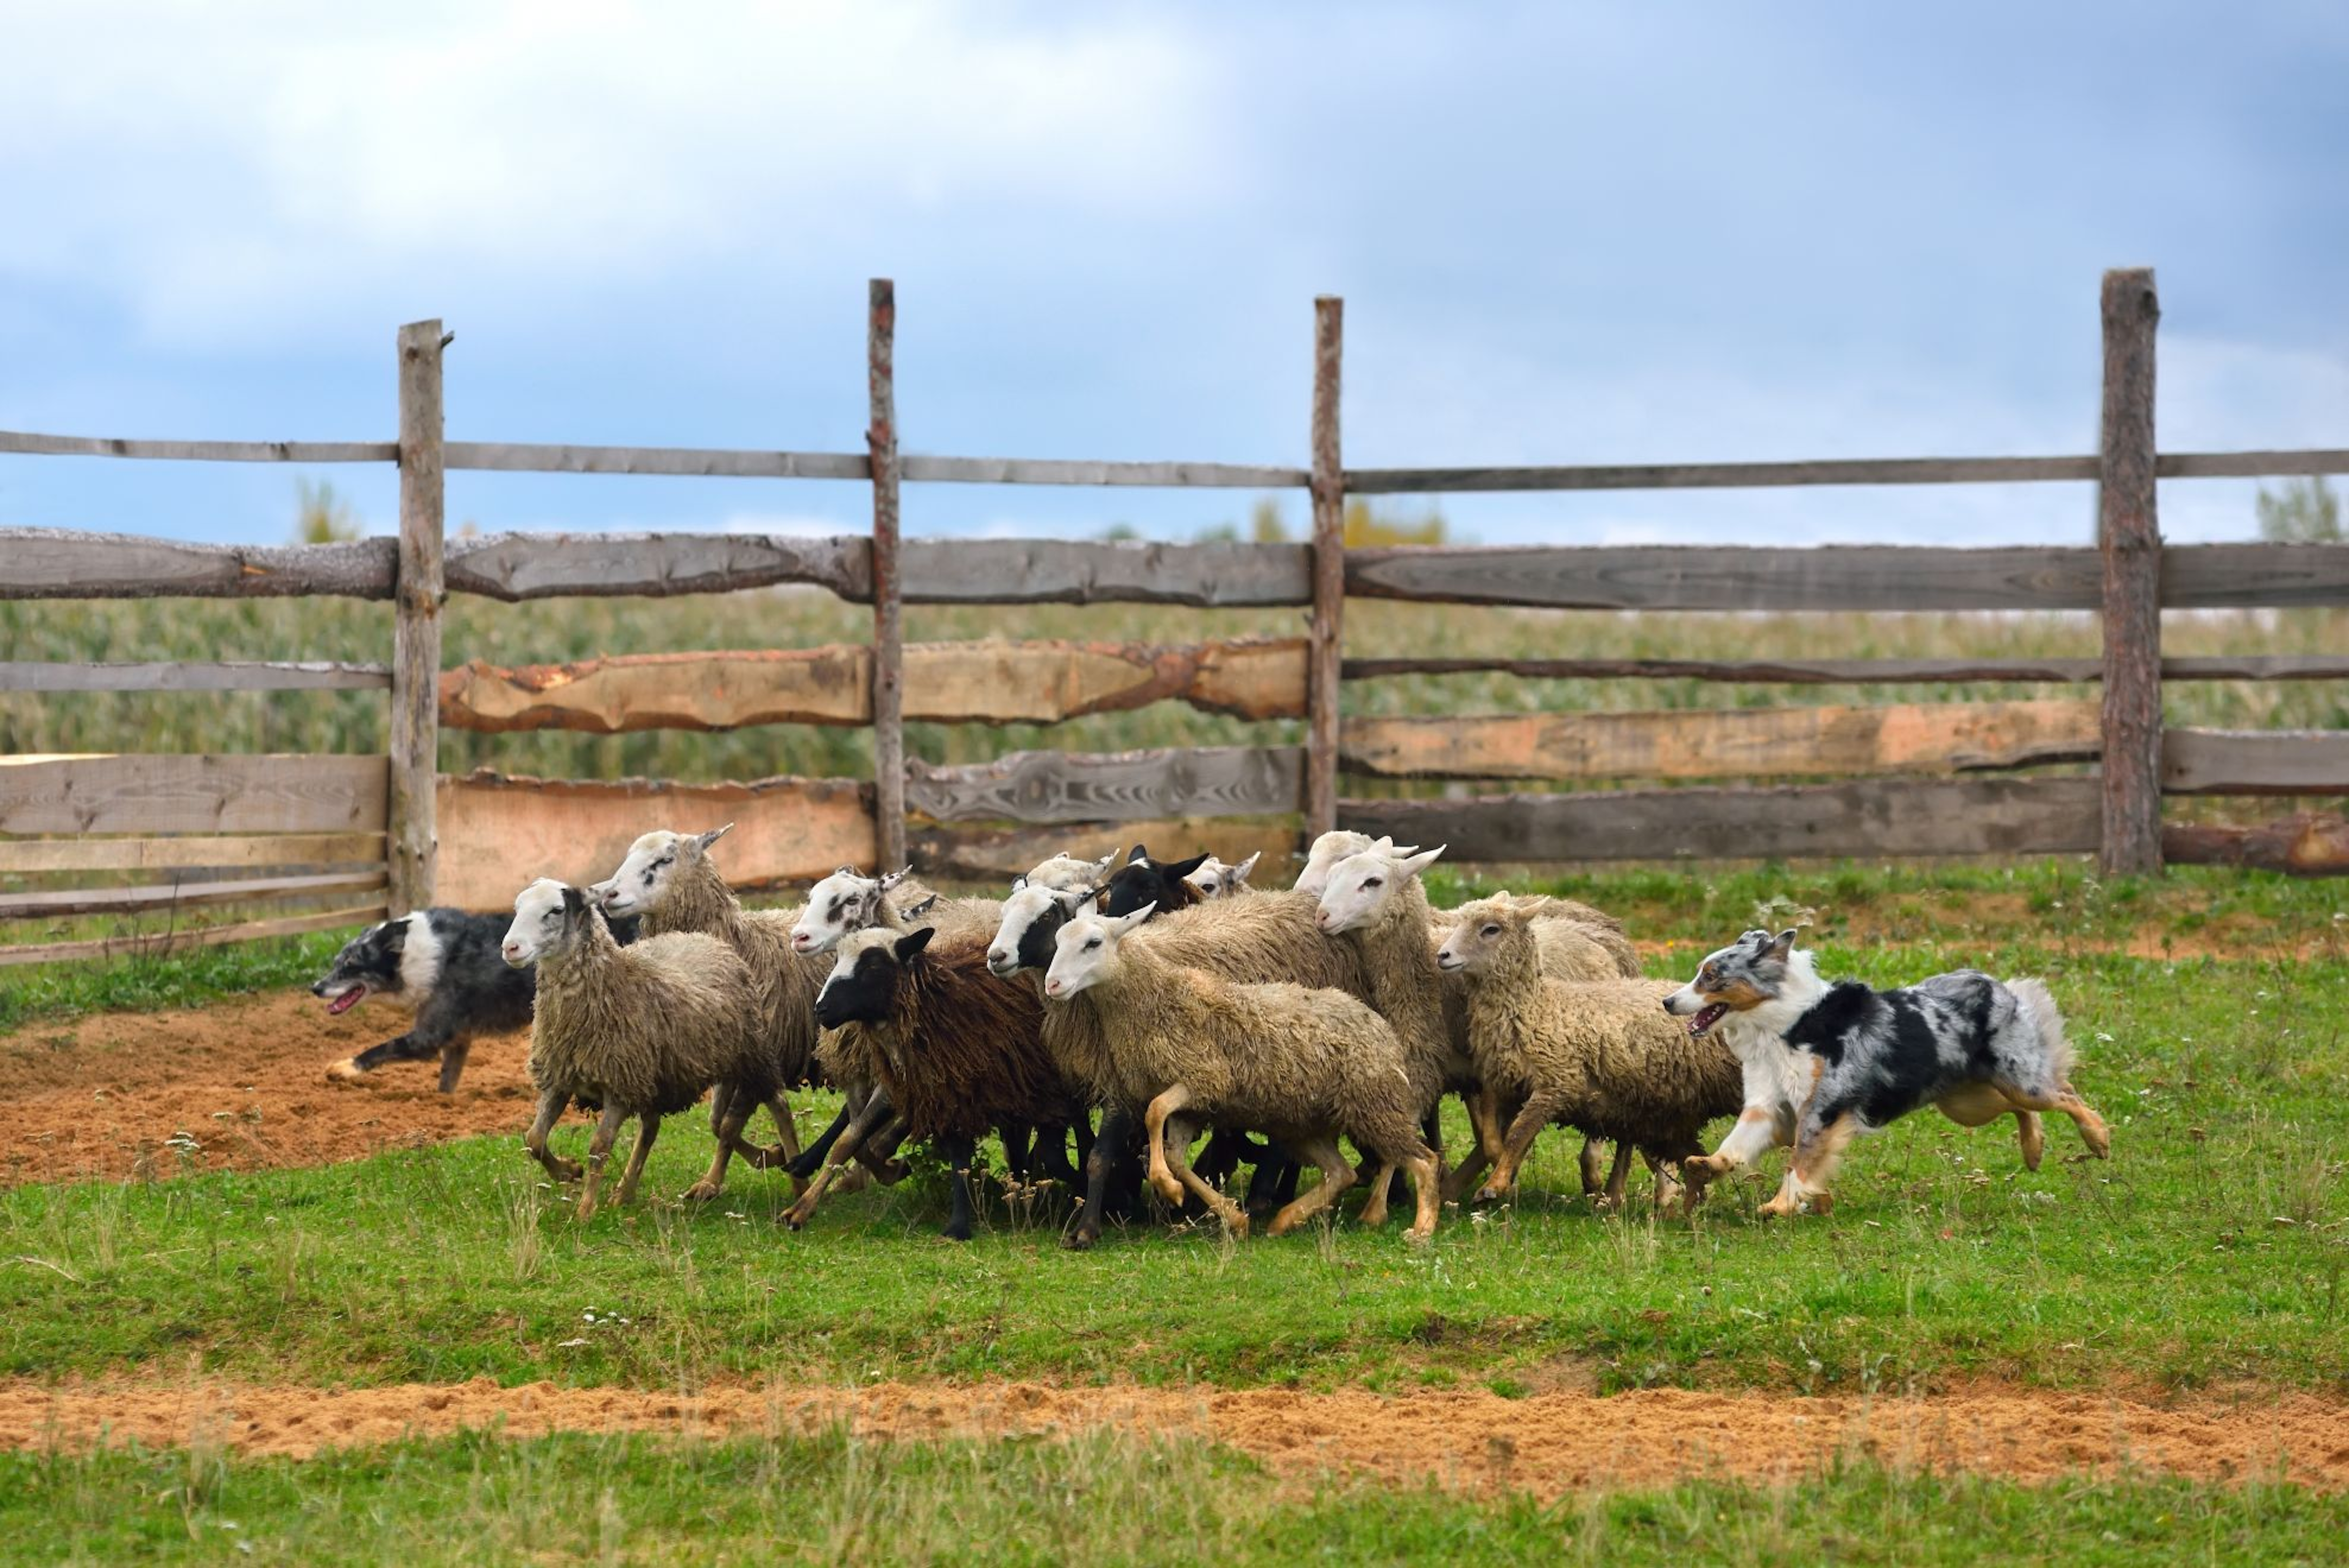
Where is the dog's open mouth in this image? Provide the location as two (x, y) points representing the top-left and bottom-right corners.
(324, 985), (367, 1015)
(1685, 1001), (1728, 1037)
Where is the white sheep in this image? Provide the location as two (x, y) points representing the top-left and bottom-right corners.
(789, 865), (1001, 957)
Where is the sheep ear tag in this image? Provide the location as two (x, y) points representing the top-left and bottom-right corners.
(894, 927), (935, 961)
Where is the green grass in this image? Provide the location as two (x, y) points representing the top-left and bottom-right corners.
(4, 936), (2345, 1397)
(5, 1429), (2344, 1567)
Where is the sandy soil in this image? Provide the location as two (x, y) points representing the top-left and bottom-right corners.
(0, 990), (535, 1187)
(2, 1376), (2345, 1495)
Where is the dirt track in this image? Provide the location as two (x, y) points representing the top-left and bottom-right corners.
(0, 991), (535, 1187)
(4, 1377), (2346, 1494)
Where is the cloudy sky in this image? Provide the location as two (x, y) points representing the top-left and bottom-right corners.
(2, 0), (2343, 549)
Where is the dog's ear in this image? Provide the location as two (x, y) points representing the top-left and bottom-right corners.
(380, 916), (410, 952)
(1766, 928), (1799, 959)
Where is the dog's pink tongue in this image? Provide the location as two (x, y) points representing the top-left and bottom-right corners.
(326, 988), (364, 1015)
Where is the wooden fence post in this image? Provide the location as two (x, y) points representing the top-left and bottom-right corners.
(868, 279), (908, 874)
(2097, 268), (2163, 876)
(390, 319), (447, 914)
(1305, 296), (1345, 840)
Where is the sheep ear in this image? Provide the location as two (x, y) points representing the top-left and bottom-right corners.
(695, 823), (734, 852)
(560, 885), (586, 917)
(1093, 850), (1117, 872)
(894, 927), (935, 961)
(1011, 874), (1029, 892)
(1231, 850), (1261, 885)
(1127, 843), (1149, 865)
(878, 865), (912, 894)
(1395, 844), (1446, 878)
(1166, 851), (1212, 880)
(1108, 902), (1156, 937)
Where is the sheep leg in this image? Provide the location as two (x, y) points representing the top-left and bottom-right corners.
(1032, 1120), (1082, 1185)
(1245, 1140), (1300, 1216)
(782, 1092), (896, 1230)
(615, 1112), (661, 1206)
(524, 1085), (582, 1183)
(1578, 1137), (1609, 1197)
(1441, 1090), (1495, 1203)
(1639, 1147), (1687, 1214)
(785, 1100), (857, 1181)
(1265, 1135), (1356, 1237)
(1141, 1086), (1199, 1209)
(1066, 1105), (1142, 1251)
(1193, 1129), (1248, 1194)
(1403, 1147), (1441, 1244)
(861, 1117), (913, 1184)
(940, 1131), (980, 1243)
(575, 1104), (629, 1220)
(682, 1093), (756, 1204)
(998, 1120), (1035, 1184)
(1357, 1160), (1395, 1227)
(1476, 1091), (1567, 1203)
(1159, 1118), (1249, 1237)
(1600, 1142), (1635, 1210)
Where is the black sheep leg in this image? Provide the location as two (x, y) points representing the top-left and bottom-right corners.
(1031, 1120), (1082, 1185)
(999, 1120), (1035, 1183)
(1067, 1105), (1142, 1251)
(786, 1101), (857, 1181)
(1248, 1139), (1302, 1214)
(941, 1131), (979, 1242)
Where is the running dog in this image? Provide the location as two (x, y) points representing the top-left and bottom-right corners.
(314, 908), (637, 1091)
(1662, 928), (2108, 1215)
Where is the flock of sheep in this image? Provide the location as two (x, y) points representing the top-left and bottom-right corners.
(496, 826), (1747, 1245)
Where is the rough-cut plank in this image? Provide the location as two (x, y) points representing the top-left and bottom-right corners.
(2162, 544), (2349, 609)
(0, 904), (386, 969)
(869, 278), (908, 878)
(0, 870), (386, 921)
(1346, 455), (2102, 494)
(1340, 654), (2349, 684)
(0, 431), (394, 463)
(2164, 813), (2349, 876)
(1340, 777), (2104, 863)
(437, 638), (1307, 734)
(0, 755), (388, 836)
(445, 441), (867, 479)
(913, 816), (1299, 882)
(904, 746), (1303, 826)
(1345, 545), (2101, 611)
(900, 539), (1310, 606)
(1307, 295), (1345, 839)
(1341, 700), (2103, 782)
(0, 661), (390, 692)
(901, 456), (1307, 487)
(392, 319), (448, 916)
(2162, 730), (2349, 796)
(0, 528), (396, 601)
(0, 833), (385, 875)
(443, 531), (870, 602)
(434, 771), (873, 912)
(2098, 268), (2164, 875)
(2158, 449), (2349, 480)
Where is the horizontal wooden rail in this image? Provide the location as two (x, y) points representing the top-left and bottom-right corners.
(912, 816), (1298, 882)
(1, 530), (396, 601)
(899, 539), (1309, 606)
(2164, 813), (2349, 877)
(1340, 776), (2104, 862)
(445, 441), (866, 479)
(0, 832), (386, 875)
(1341, 700), (2101, 782)
(438, 638), (1306, 734)
(0, 431), (394, 463)
(433, 769), (872, 911)
(2163, 730), (2349, 796)
(0, 870), (387, 921)
(1341, 654), (2349, 684)
(906, 745), (1303, 825)
(0, 754), (388, 835)
(899, 456), (1307, 488)
(1346, 449), (2348, 494)
(0, 903), (386, 968)
(0, 661), (391, 693)
(442, 531), (869, 602)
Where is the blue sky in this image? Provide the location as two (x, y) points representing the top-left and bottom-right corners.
(2, 0), (2343, 550)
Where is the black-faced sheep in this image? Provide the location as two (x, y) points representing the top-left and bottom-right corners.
(1045, 902), (1441, 1243)
(1435, 893), (1743, 1211)
(503, 879), (769, 1217)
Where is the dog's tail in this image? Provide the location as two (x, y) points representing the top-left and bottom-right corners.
(2005, 977), (2073, 1084)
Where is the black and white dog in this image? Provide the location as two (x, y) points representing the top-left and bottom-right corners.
(1662, 928), (2109, 1216)
(313, 908), (637, 1092)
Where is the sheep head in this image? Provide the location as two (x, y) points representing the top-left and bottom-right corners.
(793, 864), (914, 956)
(1044, 902), (1156, 1000)
(1434, 894), (1540, 974)
(1315, 843), (1445, 935)
(593, 823), (731, 919)
(989, 880), (1096, 978)
(1184, 850), (1262, 900)
(504, 877), (594, 967)
(815, 925), (934, 1030)
(1099, 845), (1210, 918)
(1291, 830), (1395, 897)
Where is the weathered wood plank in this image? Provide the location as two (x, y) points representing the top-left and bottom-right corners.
(901, 456), (1307, 487)
(912, 816), (1299, 883)
(2158, 449), (2349, 480)
(899, 538), (1310, 606)
(437, 638), (1307, 734)
(0, 904), (387, 969)
(0, 529), (396, 601)
(0, 661), (391, 692)
(1340, 654), (2349, 684)
(442, 531), (870, 602)
(2098, 269), (2164, 875)
(434, 770), (873, 911)
(2162, 544), (2349, 608)
(445, 441), (867, 479)
(904, 746), (1304, 826)
(1345, 545), (2102, 611)
(2164, 813), (2349, 877)
(869, 278), (908, 877)
(0, 755), (388, 836)
(2162, 730), (2349, 796)
(1346, 455), (2102, 494)
(1341, 700), (2103, 782)
(0, 431), (394, 463)
(0, 833), (386, 875)
(1340, 777), (2105, 863)
(391, 320), (447, 916)
(0, 870), (387, 921)
(1306, 295), (1345, 839)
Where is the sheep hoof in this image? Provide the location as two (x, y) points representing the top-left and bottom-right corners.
(1473, 1184), (1506, 1205)
(1756, 1197), (1796, 1219)
(1404, 1225), (1435, 1247)
(680, 1180), (721, 1204)
(940, 1223), (973, 1243)
(1062, 1227), (1099, 1253)
(1149, 1175), (1186, 1208)
(324, 1058), (366, 1086)
(540, 1159), (583, 1182)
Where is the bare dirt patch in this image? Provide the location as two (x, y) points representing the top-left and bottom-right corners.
(4, 1377), (2345, 1496)
(0, 992), (533, 1187)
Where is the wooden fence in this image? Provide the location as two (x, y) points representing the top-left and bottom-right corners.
(5, 268), (2349, 963)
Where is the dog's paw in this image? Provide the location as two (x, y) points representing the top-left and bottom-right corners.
(323, 1058), (367, 1086)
